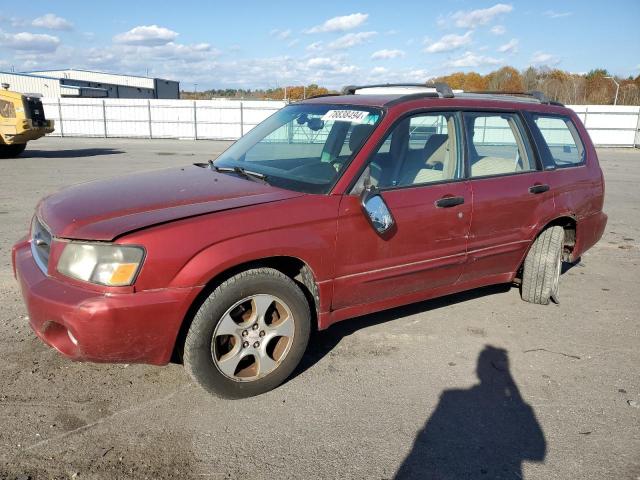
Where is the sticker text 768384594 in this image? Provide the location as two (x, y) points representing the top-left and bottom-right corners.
(321, 110), (370, 123)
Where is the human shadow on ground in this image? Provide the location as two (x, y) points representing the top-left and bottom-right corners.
(22, 148), (124, 158)
(394, 345), (546, 480)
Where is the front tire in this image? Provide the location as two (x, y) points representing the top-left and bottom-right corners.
(521, 226), (565, 305)
(183, 268), (311, 399)
(0, 143), (26, 158)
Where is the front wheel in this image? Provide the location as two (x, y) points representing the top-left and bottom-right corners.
(0, 143), (26, 158)
(521, 226), (565, 305)
(183, 268), (311, 398)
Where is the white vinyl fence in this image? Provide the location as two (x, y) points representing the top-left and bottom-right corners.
(41, 98), (640, 147)
(569, 105), (640, 147)
(41, 98), (286, 141)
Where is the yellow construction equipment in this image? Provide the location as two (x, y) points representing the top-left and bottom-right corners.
(0, 83), (54, 158)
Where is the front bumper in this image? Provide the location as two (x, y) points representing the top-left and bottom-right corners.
(12, 239), (201, 365)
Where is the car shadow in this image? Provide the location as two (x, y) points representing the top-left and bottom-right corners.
(22, 148), (125, 158)
(394, 345), (546, 479)
(292, 283), (512, 381)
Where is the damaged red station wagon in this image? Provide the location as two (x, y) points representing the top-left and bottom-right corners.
(12, 83), (607, 398)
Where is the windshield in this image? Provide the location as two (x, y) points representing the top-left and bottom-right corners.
(213, 104), (383, 194)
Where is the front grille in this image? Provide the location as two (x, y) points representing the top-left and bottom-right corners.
(24, 97), (47, 127)
(31, 217), (52, 274)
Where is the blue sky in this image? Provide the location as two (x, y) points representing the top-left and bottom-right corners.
(1, 0), (638, 89)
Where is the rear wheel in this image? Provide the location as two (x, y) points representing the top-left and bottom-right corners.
(183, 268), (311, 398)
(0, 143), (26, 158)
(521, 226), (565, 305)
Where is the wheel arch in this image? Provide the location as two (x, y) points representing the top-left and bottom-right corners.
(517, 214), (578, 278)
(539, 215), (577, 260)
(171, 255), (320, 363)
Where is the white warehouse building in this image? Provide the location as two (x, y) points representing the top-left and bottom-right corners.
(0, 69), (179, 99)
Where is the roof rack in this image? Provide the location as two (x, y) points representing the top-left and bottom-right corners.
(462, 90), (563, 105)
(342, 82), (455, 98)
(305, 93), (342, 100)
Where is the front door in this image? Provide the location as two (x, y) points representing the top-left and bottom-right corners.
(332, 111), (471, 311)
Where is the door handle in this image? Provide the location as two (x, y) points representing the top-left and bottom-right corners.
(435, 196), (465, 208)
(529, 184), (550, 194)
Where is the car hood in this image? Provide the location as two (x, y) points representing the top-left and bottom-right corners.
(38, 165), (304, 241)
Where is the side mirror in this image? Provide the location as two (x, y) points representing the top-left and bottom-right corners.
(361, 187), (395, 235)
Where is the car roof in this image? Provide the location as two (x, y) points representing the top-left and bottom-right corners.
(299, 84), (568, 113)
(300, 94), (405, 108)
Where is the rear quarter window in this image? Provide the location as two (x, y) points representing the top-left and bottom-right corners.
(531, 114), (585, 168)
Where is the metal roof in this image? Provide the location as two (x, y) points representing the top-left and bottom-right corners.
(24, 69), (176, 89)
(0, 70), (62, 81)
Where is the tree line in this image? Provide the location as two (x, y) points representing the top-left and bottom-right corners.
(181, 67), (640, 105)
(433, 67), (640, 105)
(181, 84), (330, 101)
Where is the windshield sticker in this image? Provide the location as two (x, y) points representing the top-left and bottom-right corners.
(321, 110), (370, 123)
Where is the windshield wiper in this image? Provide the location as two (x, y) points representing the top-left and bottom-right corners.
(212, 164), (268, 183)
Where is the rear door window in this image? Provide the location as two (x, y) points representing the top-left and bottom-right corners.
(530, 114), (585, 168)
(463, 112), (537, 178)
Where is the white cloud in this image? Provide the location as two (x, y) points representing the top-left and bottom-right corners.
(306, 41), (323, 52)
(146, 42), (218, 60)
(2, 16), (28, 28)
(306, 41), (323, 51)
(2, 40), (447, 89)
(497, 38), (519, 54)
(544, 10), (572, 19)
(32, 13), (73, 31)
(0, 31), (60, 52)
(113, 25), (178, 46)
(371, 66), (388, 75)
(306, 13), (368, 33)
(270, 29), (292, 40)
(530, 51), (560, 65)
(445, 51), (502, 68)
(491, 25), (506, 35)
(371, 48), (405, 60)
(304, 56), (358, 76)
(447, 4), (513, 28)
(425, 31), (473, 53)
(306, 57), (334, 68)
(328, 31), (377, 49)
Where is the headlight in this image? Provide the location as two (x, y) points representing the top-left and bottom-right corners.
(57, 243), (145, 286)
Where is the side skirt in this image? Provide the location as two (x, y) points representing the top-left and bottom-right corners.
(318, 272), (515, 330)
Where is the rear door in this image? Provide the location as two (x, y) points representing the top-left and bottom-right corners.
(460, 111), (554, 283)
(332, 111), (472, 310)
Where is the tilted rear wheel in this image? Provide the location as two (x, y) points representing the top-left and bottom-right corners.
(521, 226), (565, 305)
(183, 268), (311, 398)
(0, 143), (26, 158)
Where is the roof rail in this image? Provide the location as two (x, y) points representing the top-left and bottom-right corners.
(342, 82), (455, 98)
(464, 90), (562, 105)
(304, 93), (342, 100)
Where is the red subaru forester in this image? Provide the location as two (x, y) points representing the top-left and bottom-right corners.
(12, 84), (607, 398)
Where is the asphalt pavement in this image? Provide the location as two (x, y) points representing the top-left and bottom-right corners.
(0, 137), (638, 480)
